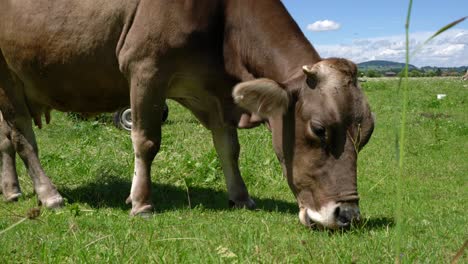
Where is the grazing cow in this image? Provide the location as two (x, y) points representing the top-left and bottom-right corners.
(462, 70), (468, 80)
(0, 0), (374, 229)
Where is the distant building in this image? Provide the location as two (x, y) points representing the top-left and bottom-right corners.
(384, 71), (397, 77)
(442, 71), (459, 77)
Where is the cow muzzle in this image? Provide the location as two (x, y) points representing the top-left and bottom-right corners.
(299, 202), (360, 229)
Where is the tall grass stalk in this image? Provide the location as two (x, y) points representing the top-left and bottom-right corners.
(395, 3), (466, 262)
(394, 1), (412, 263)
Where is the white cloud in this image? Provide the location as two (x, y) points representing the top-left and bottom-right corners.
(307, 20), (341, 32)
(313, 29), (468, 67)
(432, 44), (464, 56)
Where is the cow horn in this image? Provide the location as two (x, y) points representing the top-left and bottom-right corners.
(302, 65), (318, 88)
(302, 65), (313, 75)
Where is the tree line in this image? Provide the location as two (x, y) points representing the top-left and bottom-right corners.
(359, 67), (467, 78)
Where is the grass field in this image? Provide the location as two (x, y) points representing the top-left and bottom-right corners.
(0, 77), (466, 263)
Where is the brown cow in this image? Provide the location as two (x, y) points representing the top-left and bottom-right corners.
(0, 0), (374, 229)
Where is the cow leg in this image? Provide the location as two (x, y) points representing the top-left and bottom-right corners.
(0, 60), (63, 208)
(0, 117), (21, 201)
(126, 66), (165, 216)
(9, 117), (63, 208)
(211, 126), (255, 209)
(0, 119), (63, 207)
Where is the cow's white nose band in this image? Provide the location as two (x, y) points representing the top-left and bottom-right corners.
(306, 202), (340, 228)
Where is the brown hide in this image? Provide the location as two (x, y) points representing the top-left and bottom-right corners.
(0, 0), (373, 229)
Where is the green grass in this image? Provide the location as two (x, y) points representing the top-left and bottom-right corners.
(0, 77), (466, 263)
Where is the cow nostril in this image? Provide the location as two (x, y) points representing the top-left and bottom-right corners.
(337, 215), (351, 227)
(334, 206), (341, 218)
(335, 206), (351, 227)
(335, 204), (360, 228)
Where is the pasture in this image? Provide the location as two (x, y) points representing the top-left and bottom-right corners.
(0, 77), (466, 263)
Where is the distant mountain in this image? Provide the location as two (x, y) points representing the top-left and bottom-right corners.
(358, 60), (468, 73)
(357, 60), (418, 72)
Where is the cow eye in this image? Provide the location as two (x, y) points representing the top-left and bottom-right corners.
(306, 122), (327, 145)
(313, 126), (326, 140)
(306, 76), (317, 88)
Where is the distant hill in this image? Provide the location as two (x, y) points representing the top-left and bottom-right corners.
(357, 60), (418, 72)
(357, 60), (467, 77)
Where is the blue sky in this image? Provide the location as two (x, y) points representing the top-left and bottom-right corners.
(282, 0), (468, 67)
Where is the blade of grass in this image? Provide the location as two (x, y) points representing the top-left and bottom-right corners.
(395, 1), (412, 263)
(394, 5), (466, 264)
(0, 217), (28, 236)
(411, 16), (467, 57)
(0, 207), (42, 236)
(451, 240), (467, 264)
(82, 234), (112, 249)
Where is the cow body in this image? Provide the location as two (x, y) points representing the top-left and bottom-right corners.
(0, 0), (374, 228)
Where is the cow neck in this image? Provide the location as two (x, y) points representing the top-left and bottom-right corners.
(224, 0), (321, 88)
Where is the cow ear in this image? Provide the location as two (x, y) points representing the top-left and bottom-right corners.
(233, 78), (289, 118)
(358, 111), (375, 150)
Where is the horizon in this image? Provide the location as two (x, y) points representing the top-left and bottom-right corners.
(282, 1), (468, 68)
(357, 59), (467, 69)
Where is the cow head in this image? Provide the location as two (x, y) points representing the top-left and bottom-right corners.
(233, 58), (374, 229)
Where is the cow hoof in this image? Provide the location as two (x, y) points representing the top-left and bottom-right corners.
(42, 195), (64, 209)
(4, 192), (22, 202)
(130, 204), (153, 217)
(229, 198), (256, 210)
(135, 211), (153, 219)
(125, 196), (132, 204)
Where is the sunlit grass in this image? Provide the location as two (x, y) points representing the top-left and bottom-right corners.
(0, 77), (466, 262)
(394, 1), (466, 262)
